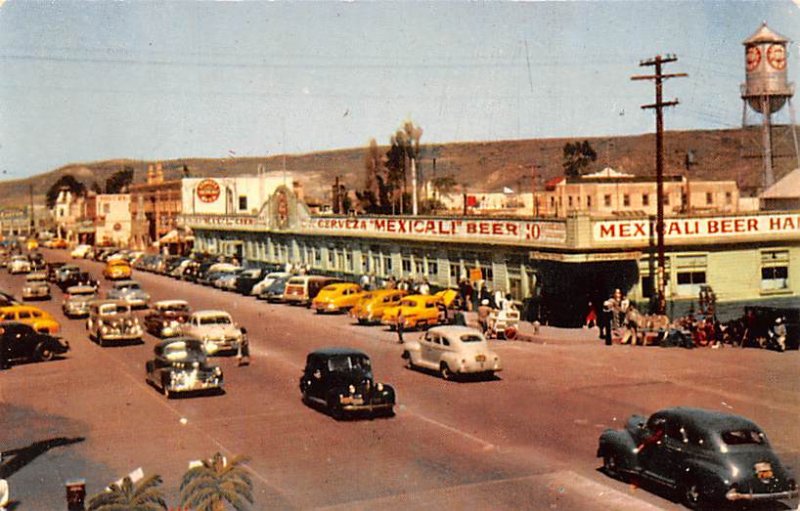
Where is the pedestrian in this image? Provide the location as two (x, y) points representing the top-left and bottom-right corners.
(0, 327), (9, 370)
(360, 273), (370, 290)
(494, 289), (505, 310)
(418, 278), (430, 295)
(584, 301), (597, 329)
(478, 299), (492, 334)
(602, 298), (613, 346)
(396, 310), (405, 344)
(236, 334), (250, 366)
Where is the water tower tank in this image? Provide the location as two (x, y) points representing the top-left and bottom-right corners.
(742, 22), (792, 113)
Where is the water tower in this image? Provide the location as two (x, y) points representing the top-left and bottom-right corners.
(741, 22), (799, 188)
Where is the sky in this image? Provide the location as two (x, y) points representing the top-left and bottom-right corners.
(0, 0), (798, 179)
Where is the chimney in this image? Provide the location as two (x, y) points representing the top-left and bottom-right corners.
(155, 162), (164, 184)
(146, 164), (156, 184)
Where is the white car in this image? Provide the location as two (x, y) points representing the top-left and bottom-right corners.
(8, 255), (31, 274)
(21, 271), (50, 300)
(181, 310), (246, 355)
(402, 326), (502, 380)
(70, 244), (92, 259)
(251, 272), (289, 296)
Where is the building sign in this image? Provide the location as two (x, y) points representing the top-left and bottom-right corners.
(182, 214), (261, 228)
(593, 214), (800, 243)
(196, 179), (221, 203)
(306, 217), (566, 245)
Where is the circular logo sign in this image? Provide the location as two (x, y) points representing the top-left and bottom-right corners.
(196, 179), (221, 203)
(113, 223), (122, 231)
(745, 46), (761, 71)
(766, 44), (786, 71)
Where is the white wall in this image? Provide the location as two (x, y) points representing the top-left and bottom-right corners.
(182, 174), (291, 215)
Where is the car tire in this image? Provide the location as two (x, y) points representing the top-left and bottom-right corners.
(98, 336), (106, 348)
(440, 362), (453, 381)
(603, 453), (620, 478)
(403, 353), (414, 370)
(162, 384), (172, 399)
(678, 478), (704, 510)
(328, 397), (344, 421)
(35, 343), (54, 362)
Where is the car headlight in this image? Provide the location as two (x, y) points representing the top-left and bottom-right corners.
(214, 366), (222, 376)
(376, 382), (384, 391)
(348, 384), (356, 394)
(101, 326), (109, 334)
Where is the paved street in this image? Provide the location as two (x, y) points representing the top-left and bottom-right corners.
(2, 249), (799, 510)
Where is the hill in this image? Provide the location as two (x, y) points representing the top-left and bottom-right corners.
(1, 127), (797, 209)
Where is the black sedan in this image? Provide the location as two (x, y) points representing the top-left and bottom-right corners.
(299, 347), (395, 420)
(597, 407), (798, 509)
(1, 321), (69, 364)
(145, 338), (223, 398)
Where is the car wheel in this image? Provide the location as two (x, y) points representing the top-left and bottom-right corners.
(98, 336), (106, 348)
(679, 478), (704, 510)
(162, 384), (172, 399)
(603, 453), (619, 477)
(357, 318), (366, 325)
(328, 397), (344, 420)
(35, 343), (54, 362)
(403, 352), (414, 370)
(440, 362), (453, 381)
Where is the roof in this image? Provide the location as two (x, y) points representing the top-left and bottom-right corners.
(761, 167), (800, 199)
(429, 325), (482, 336)
(192, 309), (231, 317)
(155, 337), (202, 350)
(154, 299), (189, 307)
(660, 407), (759, 432)
(581, 167), (634, 179)
(743, 22), (789, 45)
(309, 347), (368, 358)
(65, 285), (96, 294)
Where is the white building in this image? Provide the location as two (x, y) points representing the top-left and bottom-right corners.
(53, 189), (84, 242)
(181, 173), (297, 216)
(94, 194), (132, 246)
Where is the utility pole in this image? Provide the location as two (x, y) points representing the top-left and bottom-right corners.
(28, 184), (35, 236)
(632, 54), (686, 314)
(530, 162), (543, 217)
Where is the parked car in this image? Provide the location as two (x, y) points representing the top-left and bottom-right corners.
(312, 283), (364, 314)
(197, 264), (240, 286)
(250, 271), (289, 297)
(259, 276), (290, 303)
(597, 407), (799, 509)
(0, 321), (69, 364)
(103, 259), (132, 280)
(350, 289), (408, 325)
(0, 304), (60, 334)
(57, 271), (98, 292)
(106, 280), (150, 308)
(46, 262), (66, 282)
(283, 276), (341, 306)
(70, 244), (93, 259)
(402, 326), (502, 380)
(168, 259), (193, 279)
(8, 255), (31, 274)
(213, 269), (245, 290)
(49, 238), (68, 249)
(381, 295), (443, 330)
(299, 347), (395, 420)
(86, 300), (143, 346)
(28, 252), (46, 271)
(61, 285), (97, 318)
(54, 264), (81, 287)
(233, 268), (264, 295)
(181, 310), (246, 355)
(144, 300), (191, 338)
(145, 338), (224, 398)
(21, 271), (51, 301)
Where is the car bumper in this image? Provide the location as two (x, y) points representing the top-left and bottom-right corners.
(458, 360), (503, 374)
(725, 488), (799, 502)
(100, 331), (142, 341)
(160, 326), (181, 337)
(64, 308), (90, 317)
(314, 303), (341, 313)
(22, 290), (49, 298)
(203, 339), (241, 354)
(340, 401), (395, 413)
(167, 378), (223, 393)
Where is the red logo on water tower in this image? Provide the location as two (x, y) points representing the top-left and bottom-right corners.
(196, 179), (221, 203)
(767, 44), (786, 70)
(746, 46), (761, 71)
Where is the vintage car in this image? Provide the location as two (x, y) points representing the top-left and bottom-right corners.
(0, 305), (60, 334)
(46, 262), (66, 282)
(402, 326), (502, 380)
(25, 238), (39, 251)
(28, 252), (46, 271)
(8, 255), (31, 274)
(381, 295), (443, 330)
(70, 244), (93, 259)
(62, 285), (97, 318)
(259, 276), (290, 302)
(144, 300), (192, 338)
(351, 289), (408, 325)
(251, 272), (289, 296)
(106, 280), (150, 308)
(597, 407), (798, 508)
(283, 276), (341, 306)
(21, 271), (51, 301)
(48, 238), (68, 249)
(299, 347), (395, 420)
(86, 300), (143, 346)
(103, 259), (132, 280)
(57, 271), (98, 292)
(0, 321), (69, 364)
(181, 310), (245, 355)
(312, 283), (364, 314)
(213, 269), (245, 290)
(233, 268), (265, 295)
(54, 264), (81, 286)
(145, 338), (224, 398)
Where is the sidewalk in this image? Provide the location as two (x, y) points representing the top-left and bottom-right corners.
(463, 312), (601, 345)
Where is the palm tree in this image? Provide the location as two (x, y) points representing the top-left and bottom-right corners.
(86, 474), (167, 511)
(180, 452), (253, 511)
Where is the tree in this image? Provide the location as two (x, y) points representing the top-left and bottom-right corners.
(106, 166), (134, 194)
(90, 182), (102, 194)
(562, 140), (597, 178)
(86, 474), (167, 511)
(45, 174), (86, 208)
(180, 452), (253, 511)
(357, 138), (385, 213)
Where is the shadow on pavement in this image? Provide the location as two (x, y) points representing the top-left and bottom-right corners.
(1, 436), (85, 479)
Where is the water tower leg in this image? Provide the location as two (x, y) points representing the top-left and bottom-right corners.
(788, 98), (800, 169)
(761, 95), (775, 188)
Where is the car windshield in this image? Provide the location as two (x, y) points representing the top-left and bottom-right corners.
(162, 303), (189, 312)
(200, 315), (231, 325)
(72, 289), (95, 296)
(399, 300), (418, 307)
(118, 283), (139, 290)
(100, 305), (129, 315)
(163, 342), (205, 362)
(327, 355), (371, 373)
(460, 334), (484, 343)
(721, 429), (766, 445)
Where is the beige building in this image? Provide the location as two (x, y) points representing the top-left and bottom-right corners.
(95, 194), (132, 246)
(129, 163), (183, 250)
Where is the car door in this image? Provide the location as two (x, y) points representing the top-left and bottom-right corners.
(421, 331), (440, 367)
(640, 416), (683, 485)
(5, 324), (26, 359)
(306, 358), (327, 401)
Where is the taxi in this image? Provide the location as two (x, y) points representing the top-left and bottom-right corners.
(351, 289), (408, 325)
(48, 238), (68, 249)
(0, 304), (61, 334)
(312, 282), (364, 314)
(433, 288), (459, 308)
(381, 294), (443, 330)
(103, 259), (132, 280)
(26, 238), (39, 251)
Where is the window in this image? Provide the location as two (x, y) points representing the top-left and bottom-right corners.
(623, 194), (630, 207)
(663, 194), (670, 206)
(450, 263), (461, 280)
(706, 192), (713, 205)
(586, 196), (592, 209)
(761, 250), (789, 291)
(568, 196), (573, 208)
(401, 257), (412, 274)
(327, 248), (335, 265)
(725, 192), (732, 205)
(428, 260), (438, 275)
(414, 259), (424, 275)
(676, 254), (707, 296)
(103, 204), (111, 214)
(384, 256), (392, 272)
(642, 194), (649, 206)
(345, 252), (353, 272)
(604, 195), (612, 207)
(239, 196), (248, 210)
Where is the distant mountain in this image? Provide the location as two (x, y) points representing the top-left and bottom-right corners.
(2, 127), (796, 209)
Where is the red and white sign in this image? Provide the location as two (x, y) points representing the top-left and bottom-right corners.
(196, 179), (221, 203)
(593, 214), (800, 243)
(306, 217), (566, 245)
